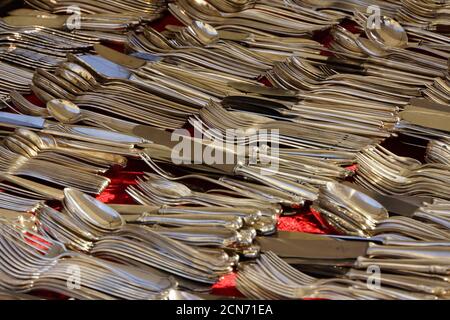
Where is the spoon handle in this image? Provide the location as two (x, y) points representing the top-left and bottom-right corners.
(235, 165), (317, 201)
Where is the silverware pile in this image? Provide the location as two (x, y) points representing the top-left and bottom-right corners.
(169, 0), (341, 36)
(237, 251), (450, 300)
(427, 139), (450, 165)
(356, 145), (450, 200)
(0, 21), (97, 70)
(0, 62), (33, 98)
(0, 222), (177, 300)
(0, 0), (448, 300)
(396, 0), (450, 29)
(313, 182), (389, 237)
(26, 0), (167, 16)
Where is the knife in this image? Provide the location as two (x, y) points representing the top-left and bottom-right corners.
(75, 54), (133, 80)
(226, 82), (298, 98)
(408, 98), (450, 114)
(93, 44), (147, 70)
(221, 95), (297, 118)
(222, 95), (295, 111)
(257, 231), (370, 260)
(0, 112), (144, 146)
(8, 9), (58, 18)
(257, 231), (450, 262)
(400, 110), (450, 132)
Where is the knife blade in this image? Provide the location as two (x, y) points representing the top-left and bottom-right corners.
(258, 231), (450, 261)
(226, 82), (298, 98)
(133, 125), (180, 149)
(400, 110), (450, 132)
(77, 54), (133, 79)
(8, 9), (58, 18)
(0, 112), (45, 129)
(257, 231), (369, 259)
(222, 95), (294, 112)
(0, 112), (143, 145)
(165, 24), (251, 42)
(408, 98), (450, 114)
(93, 44), (147, 70)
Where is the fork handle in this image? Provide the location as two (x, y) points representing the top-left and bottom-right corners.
(0, 173), (64, 201)
(55, 146), (127, 167)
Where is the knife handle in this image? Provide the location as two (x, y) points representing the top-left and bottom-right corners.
(234, 165), (317, 201)
(355, 257), (450, 275)
(151, 226), (240, 247)
(366, 243), (450, 261)
(433, 25), (450, 34)
(326, 57), (364, 68)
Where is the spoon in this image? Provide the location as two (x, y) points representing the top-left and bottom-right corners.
(366, 16), (408, 49)
(58, 62), (99, 88)
(46, 99), (136, 133)
(188, 20), (220, 45)
(47, 99), (82, 124)
(3, 136), (38, 158)
(131, 174), (277, 208)
(336, 24), (447, 70)
(64, 188), (125, 231)
(9, 90), (49, 117)
(314, 182), (390, 236)
(362, 14), (447, 64)
(4, 133), (108, 174)
(185, 0), (222, 17)
(190, 20), (250, 44)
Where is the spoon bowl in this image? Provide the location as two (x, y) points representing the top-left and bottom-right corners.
(366, 16), (408, 49)
(47, 99), (82, 124)
(190, 20), (220, 45)
(146, 175), (193, 197)
(325, 182), (389, 222)
(356, 37), (388, 57)
(64, 188), (125, 231)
